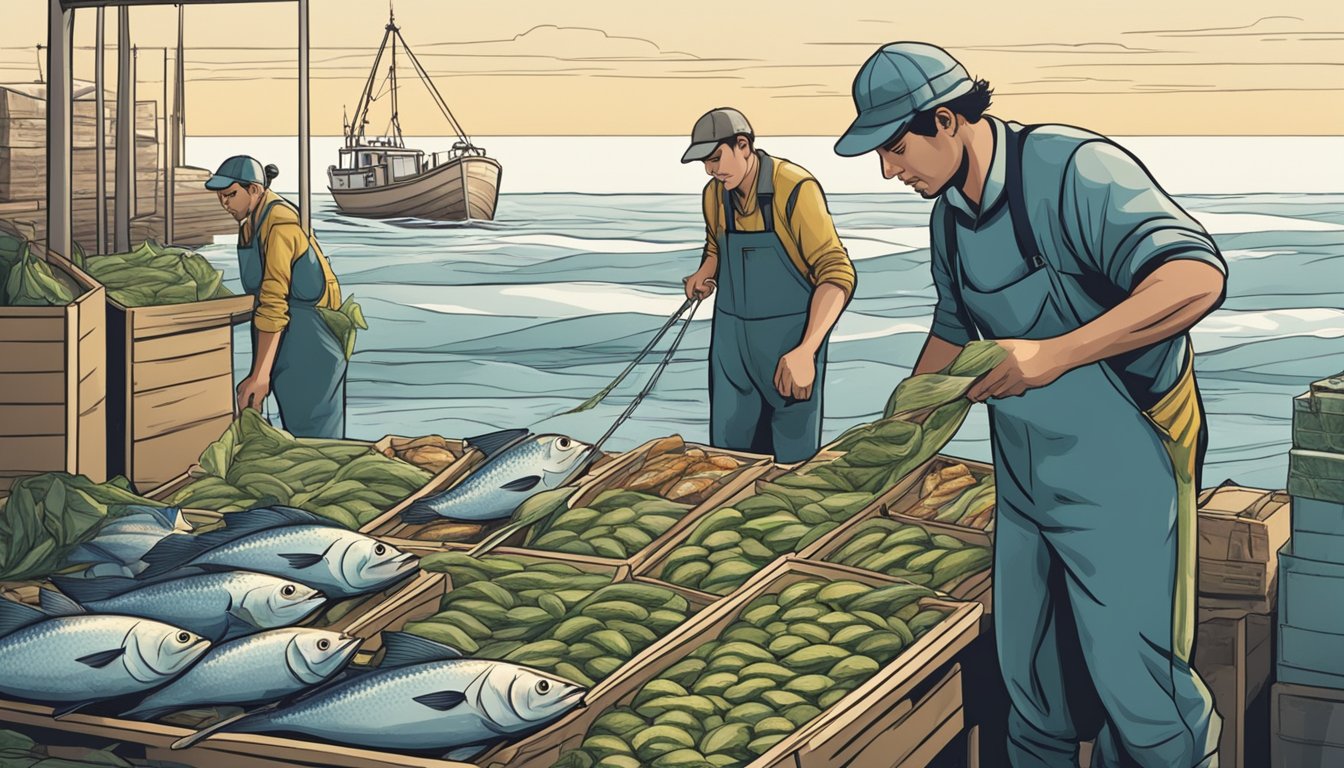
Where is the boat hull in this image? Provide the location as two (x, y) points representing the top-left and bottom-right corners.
(328, 155), (501, 222)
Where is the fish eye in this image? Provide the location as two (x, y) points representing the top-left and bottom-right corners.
(536, 680), (551, 694)
(282, 584), (297, 597)
(177, 631), (191, 643)
(374, 543), (387, 556)
(318, 639), (331, 651)
(558, 438), (571, 449)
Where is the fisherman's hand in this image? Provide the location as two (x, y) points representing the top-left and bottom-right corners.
(775, 347), (816, 401)
(236, 374), (272, 413)
(683, 265), (717, 300)
(966, 339), (1070, 402)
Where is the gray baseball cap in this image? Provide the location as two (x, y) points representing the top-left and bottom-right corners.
(835, 43), (975, 157)
(681, 108), (754, 164)
(205, 155), (267, 191)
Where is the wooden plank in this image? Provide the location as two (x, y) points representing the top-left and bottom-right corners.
(128, 413), (233, 492)
(131, 373), (233, 441)
(0, 341), (64, 372)
(78, 358), (105, 416)
(135, 325), (231, 363)
(804, 667), (963, 768)
(0, 405), (64, 437)
(0, 372), (67, 404)
(0, 435), (65, 472)
(77, 395), (107, 481)
(0, 699), (477, 768)
(0, 315), (66, 343)
(133, 344), (233, 392)
(128, 295), (256, 340)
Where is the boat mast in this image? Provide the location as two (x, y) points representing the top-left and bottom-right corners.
(388, 6), (403, 147)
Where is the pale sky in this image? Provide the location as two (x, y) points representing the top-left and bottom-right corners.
(1, 1), (1341, 136)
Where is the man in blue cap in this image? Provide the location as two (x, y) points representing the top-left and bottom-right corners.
(836, 44), (1227, 767)
(207, 155), (349, 438)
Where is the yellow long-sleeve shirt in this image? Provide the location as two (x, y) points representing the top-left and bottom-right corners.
(701, 152), (856, 296)
(242, 190), (341, 333)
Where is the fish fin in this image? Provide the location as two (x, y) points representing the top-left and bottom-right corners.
(171, 701), (281, 750)
(38, 588), (85, 616)
(500, 475), (541, 493)
(279, 552), (325, 569)
(380, 631), (464, 667)
(465, 428), (532, 459)
(138, 534), (210, 578)
(65, 541), (119, 565)
(0, 598), (48, 637)
(50, 573), (141, 603)
(399, 502), (440, 525)
(76, 648), (126, 669)
(413, 690), (467, 712)
(444, 744), (493, 761)
(141, 505), (334, 577)
(52, 700), (98, 719)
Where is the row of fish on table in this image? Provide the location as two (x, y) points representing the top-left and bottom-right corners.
(0, 428), (608, 759)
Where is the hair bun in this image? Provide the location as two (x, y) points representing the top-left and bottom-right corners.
(263, 164), (280, 184)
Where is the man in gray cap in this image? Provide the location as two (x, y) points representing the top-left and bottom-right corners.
(681, 108), (855, 464)
(836, 43), (1228, 767)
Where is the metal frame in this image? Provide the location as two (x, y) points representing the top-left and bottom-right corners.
(46, 0), (311, 259)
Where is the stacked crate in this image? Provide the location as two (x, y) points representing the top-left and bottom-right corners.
(1273, 374), (1344, 765)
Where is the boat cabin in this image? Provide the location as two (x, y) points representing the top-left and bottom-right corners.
(328, 139), (487, 191)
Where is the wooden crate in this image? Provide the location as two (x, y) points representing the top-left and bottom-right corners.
(513, 438), (772, 571)
(630, 450), (930, 599)
(356, 545), (720, 696)
(1271, 682), (1344, 768)
(1196, 482), (1291, 599)
(0, 250), (105, 495)
(490, 556), (981, 768)
(885, 455), (996, 537)
(798, 488), (993, 612)
(104, 291), (254, 493)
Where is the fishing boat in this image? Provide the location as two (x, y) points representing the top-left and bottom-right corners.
(327, 8), (501, 222)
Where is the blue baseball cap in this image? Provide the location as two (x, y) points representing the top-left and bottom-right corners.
(205, 155), (267, 191)
(834, 43), (975, 157)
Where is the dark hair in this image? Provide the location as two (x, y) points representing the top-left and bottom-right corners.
(887, 79), (994, 146)
(263, 164), (280, 188)
(716, 133), (754, 152)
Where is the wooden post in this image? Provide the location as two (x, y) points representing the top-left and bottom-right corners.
(298, 0), (310, 234)
(94, 6), (106, 254)
(113, 5), (131, 252)
(175, 3), (184, 170)
(163, 47), (172, 244)
(45, 0), (73, 259)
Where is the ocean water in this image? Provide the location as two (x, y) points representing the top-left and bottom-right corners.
(195, 185), (1344, 492)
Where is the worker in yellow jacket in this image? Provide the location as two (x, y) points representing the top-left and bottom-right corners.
(681, 108), (856, 463)
(207, 155), (347, 438)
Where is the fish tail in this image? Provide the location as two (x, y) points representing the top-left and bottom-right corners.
(399, 500), (442, 525)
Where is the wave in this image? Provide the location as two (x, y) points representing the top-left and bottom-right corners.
(1192, 212), (1344, 235)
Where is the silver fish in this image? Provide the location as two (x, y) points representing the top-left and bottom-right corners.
(401, 429), (593, 524)
(195, 632), (585, 756)
(46, 571), (325, 642)
(123, 628), (361, 721)
(66, 505), (194, 576)
(134, 506), (418, 599)
(0, 598), (209, 708)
